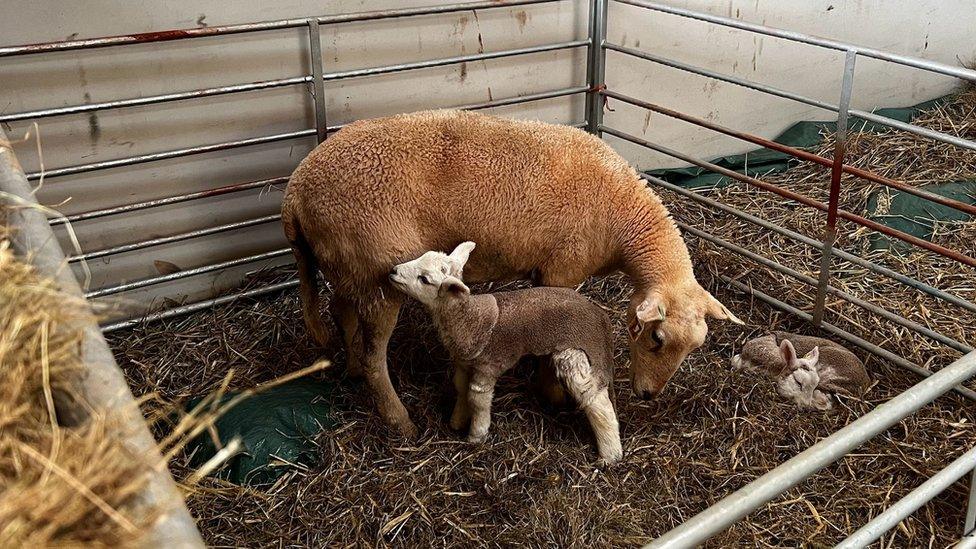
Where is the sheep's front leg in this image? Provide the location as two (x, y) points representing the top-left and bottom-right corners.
(450, 366), (472, 431)
(466, 372), (497, 444)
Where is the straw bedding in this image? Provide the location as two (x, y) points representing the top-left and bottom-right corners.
(104, 90), (976, 547)
(0, 236), (154, 547)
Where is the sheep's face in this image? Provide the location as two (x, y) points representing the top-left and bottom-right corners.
(627, 283), (743, 400)
(389, 242), (476, 308)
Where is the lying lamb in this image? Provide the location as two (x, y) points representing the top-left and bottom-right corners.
(731, 332), (871, 410)
(388, 241), (622, 464)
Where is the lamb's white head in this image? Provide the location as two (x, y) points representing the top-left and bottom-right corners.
(780, 339), (820, 371)
(389, 241), (476, 307)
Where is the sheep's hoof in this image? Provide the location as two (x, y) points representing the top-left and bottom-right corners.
(449, 415), (468, 431)
(394, 419), (420, 440)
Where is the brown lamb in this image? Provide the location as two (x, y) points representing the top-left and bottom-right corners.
(282, 109), (742, 437)
(732, 331), (872, 410)
(388, 242), (622, 463)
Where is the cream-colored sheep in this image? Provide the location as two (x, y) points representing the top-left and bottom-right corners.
(282, 109), (742, 437)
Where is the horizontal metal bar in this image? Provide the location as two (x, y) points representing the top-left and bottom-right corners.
(604, 43), (976, 152)
(323, 40), (588, 81)
(602, 126), (976, 268)
(850, 108), (976, 153)
(642, 174), (976, 315)
(645, 348), (976, 548)
(26, 84), (585, 182)
(604, 42), (836, 112)
(50, 177), (284, 226)
(837, 444), (976, 548)
(67, 214), (281, 263)
(606, 90), (976, 217)
(85, 248), (292, 299)
(5, 41), (586, 123)
(611, 0), (976, 83)
(0, 77), (310, 123)
(0, 0), (561, 57)
(100, 279), (300, 333)
(26, 129), (316, 180)
(719, 275), (976, 402)
(678, 222), (972, 353)
(459, 85), (589, 110)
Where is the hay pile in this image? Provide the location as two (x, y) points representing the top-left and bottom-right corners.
(0, 236), (153, 547)
(108, 264), (976, 547)
(661, 87), (976, 370)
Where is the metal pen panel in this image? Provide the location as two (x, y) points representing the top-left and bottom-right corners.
(644, 349), (976, 548)
(0, 0), (564, 57)
(610, 0), (976, 82)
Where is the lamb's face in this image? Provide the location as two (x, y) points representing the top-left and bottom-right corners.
(389, 242), (476, 307)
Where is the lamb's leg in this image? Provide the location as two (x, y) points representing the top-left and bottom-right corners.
(450, 366), (471, 431)
(466, 372), (497, 444)
(330, 295), (362, 377)
(584, 388), (622, 464)
(359, 294), (418, 438)
(553, 349), (622, 464)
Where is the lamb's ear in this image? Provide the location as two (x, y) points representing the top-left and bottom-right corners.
(448, 241), (476, 274)
(804, 345), (820, 365)
(437, 276), (470, 299)
(779, 339), (798, 366)
(702, 288), (744, 325)
(630, 291), (666, 340)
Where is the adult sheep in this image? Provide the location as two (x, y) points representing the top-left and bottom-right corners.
(282, 109), (742, 437)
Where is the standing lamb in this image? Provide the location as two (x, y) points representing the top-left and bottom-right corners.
(732, 332), (871, 409)
(282, 109), (742, 437)
(388, 242), (622, 464)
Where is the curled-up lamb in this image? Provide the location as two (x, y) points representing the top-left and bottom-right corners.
(389, 241), (622, 464)
(731, 332), (871, 410)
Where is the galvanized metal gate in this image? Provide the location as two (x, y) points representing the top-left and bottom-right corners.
(2, 1), (976, 546)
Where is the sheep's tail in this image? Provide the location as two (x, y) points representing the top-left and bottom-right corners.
(285, 214), (331, 347)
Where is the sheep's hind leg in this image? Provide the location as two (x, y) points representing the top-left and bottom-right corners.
(330, 295), (363, 377)
(553, 349), (622, 464)
(359, 294), (418, 438)
(450, 366), (472, 431)
(466, 372), (497, 444)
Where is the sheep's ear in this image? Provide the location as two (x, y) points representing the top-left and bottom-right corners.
(779, 339), (798, 365)
(448, 241), (476, 272)
(804, 345), (820, 364)
(630, 291), (665, 340)
(702, 288), (744, 325)
(438, 276), (470, 299)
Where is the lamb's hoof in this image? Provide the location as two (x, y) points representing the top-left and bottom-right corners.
(598, 448), (623, 466)
(467, 432), (488, 444)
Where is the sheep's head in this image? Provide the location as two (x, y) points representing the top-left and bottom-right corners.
(389, 241), (476, 307)
(627, 282), (743, 399)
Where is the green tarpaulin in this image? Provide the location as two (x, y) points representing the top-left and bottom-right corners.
(644, 95), (973, 246)
(186, 380), (335, 486)
(646, 96), (950, 190)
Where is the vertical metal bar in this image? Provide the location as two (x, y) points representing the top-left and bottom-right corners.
(585, 0), (608, 135)
(307, 19), (328, 143)
(966, 468), (976, 535)
(812, 49), (856, 326)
